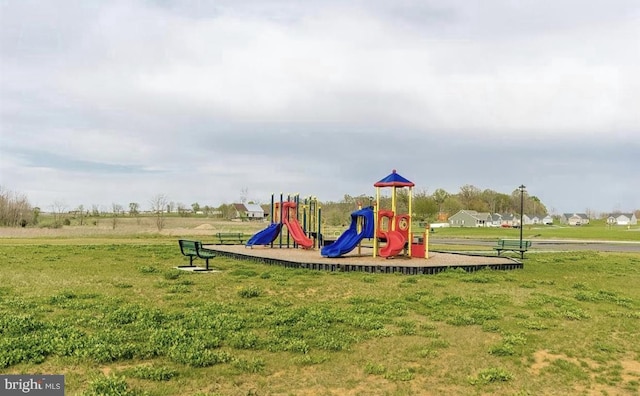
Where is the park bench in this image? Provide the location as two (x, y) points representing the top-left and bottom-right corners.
(493, 239), (532, 259)
(178, 239), (216, 271)
(214, 232), (245, 245)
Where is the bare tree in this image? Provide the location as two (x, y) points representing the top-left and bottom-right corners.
(432, 188), (450, 214)
(584, 208), (597, 220)
(0, 186), (32, 227)
(150, 194), (169, 231)
(129, 202), (141, 224)
(458, 184), (482, 209)
(129, 202), (139, 216)
(111, 203), (123, 229)
(240, 187), (249, 204)
(90, 204), (101, 226)
(51, 201), (67, 228)
(177, 202), (189, 217)
(75, 205), (86, 226)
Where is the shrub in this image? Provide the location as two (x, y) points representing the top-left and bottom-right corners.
(470, 367), (513, 385)
(384, 368), (415, 381)
(126, 365), (177, 381)
(238, 286), (261, 298)
(364, 362), (386, 375)
(227, 331), (259, 349)
(82, 375), (143, 396)
(231, 357), (265, 373)
(168, 345), (232, 367)
(138, 266), (160, 274)
(163, 269), (182, 280)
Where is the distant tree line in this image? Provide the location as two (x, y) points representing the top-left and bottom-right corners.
(0, 187), (37, 227)
(2, 184), (638, 229)
(318, 185), (550, 226)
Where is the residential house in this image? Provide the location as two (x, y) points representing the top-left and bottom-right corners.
(542, 215), (554, 225)
(606, 213), (638, 226)
(560, 213), (590, 226)
(233, 203), (265, 220)
(261, 204), (271, 221)
(522, 214), (541, 225)
(489, 213), (503, 227)
(500, 213), (517, 227)
(448, 210), (492, 227)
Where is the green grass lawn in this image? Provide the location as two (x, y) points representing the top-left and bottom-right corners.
(1, 238), (639, 395)
(425, 219), (640, 242)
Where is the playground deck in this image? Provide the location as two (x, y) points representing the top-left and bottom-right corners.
(204, 245), (523, 275)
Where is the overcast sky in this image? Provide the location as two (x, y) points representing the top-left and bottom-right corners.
(1, 0), (638, 215)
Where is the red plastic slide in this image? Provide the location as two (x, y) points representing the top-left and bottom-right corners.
(379, 230), (406, 258)
(283, 217), (314, 249)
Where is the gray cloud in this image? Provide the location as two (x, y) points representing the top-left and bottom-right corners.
(1, 1), (638, 213)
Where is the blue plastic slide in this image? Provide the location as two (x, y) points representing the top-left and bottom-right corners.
(321, 206), (374, 258)
(246, 223), (282, 247)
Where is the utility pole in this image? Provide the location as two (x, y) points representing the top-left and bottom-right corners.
(519, 185), (526, 249)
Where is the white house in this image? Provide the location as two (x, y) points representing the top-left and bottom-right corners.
(489, 213), (503, 227)
(606, 213), (638, 226)
(233, 203), (265, 220)
(448, 210), (492, 227)
(523, 214), (542, 225)
(542, 215), (554, 225)
(561, 213), (590, 226)
(500, 213), (517, 227)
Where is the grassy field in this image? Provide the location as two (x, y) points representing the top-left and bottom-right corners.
(4, 216), (639, 243)
(1, 223), (639, 395)
(425, 219), (640, 242)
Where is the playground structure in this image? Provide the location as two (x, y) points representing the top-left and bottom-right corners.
(246, 194), (321, 250)
(321, 205), (375, 258)
(323, 169), (429, 259)
(246, 170), (430, 260)
(372, 169), (428, 259)
(208, 170), (521, 275)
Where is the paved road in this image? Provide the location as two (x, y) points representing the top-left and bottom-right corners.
(431, 238), (640, 253)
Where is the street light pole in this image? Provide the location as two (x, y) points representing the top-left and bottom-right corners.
(519, 184), (526, 249)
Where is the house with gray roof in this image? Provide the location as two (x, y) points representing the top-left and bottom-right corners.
(500, 213), (517, 227)
(606, 213), (637, 226)
(489, 213), (503, 227)
(448, 210), (492, 227)
(560, 213), (590, 226)
(233, 203), (265, 220)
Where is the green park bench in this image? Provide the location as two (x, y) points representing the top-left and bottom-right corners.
(493, 239), (532, 259)
(178, 239), (216, 271)
(215, 232), (245, 245)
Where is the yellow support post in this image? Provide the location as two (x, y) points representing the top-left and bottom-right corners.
(357, 202), (362, 255)
(408, 186), (413, 257)
(391, 186), (396, 231)
(373, 187), (380, 258)
(424, 223), (429, 259)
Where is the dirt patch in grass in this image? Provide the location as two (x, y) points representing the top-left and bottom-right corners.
(530, 350), (640, 394)
(194, 223), (215, 230)
(529, 350), (593, 375)
(621, 359), (640, 382)
(0, 218), (266, 239)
